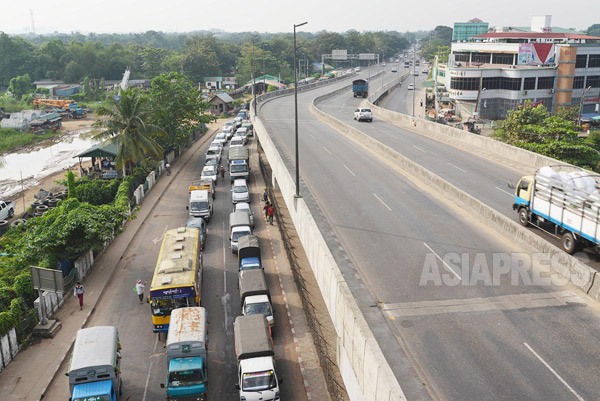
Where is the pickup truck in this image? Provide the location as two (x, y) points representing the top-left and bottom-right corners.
(0, 201), (15, 220)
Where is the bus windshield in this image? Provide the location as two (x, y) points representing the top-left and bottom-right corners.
(169, 369), (204, 388)
(151, 296), (197, 316)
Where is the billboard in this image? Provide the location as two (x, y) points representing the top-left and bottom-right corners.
(518, 43), (555, 66)
(31, 266), (64, 293)
(359, 53), (377, 60)
(332, 49), (347, 60)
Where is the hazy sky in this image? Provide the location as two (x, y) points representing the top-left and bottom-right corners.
(2, 0), (596, 34)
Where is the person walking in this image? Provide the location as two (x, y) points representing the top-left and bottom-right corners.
(135, 280), (147, 304)
(166, 162), (171, 175)
(263, 187), (268, 202)
(220, 165), (225, 179)
(263, 201), (270, 219)
(268, 205), (274, 225)
(74, 282), (85, 310)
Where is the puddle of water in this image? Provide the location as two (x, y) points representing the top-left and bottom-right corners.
(0, 129), (101, 198)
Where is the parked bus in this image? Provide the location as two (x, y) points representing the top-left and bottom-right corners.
(150, 227), (203, 333)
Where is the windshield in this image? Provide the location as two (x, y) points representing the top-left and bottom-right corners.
(231, 165), (248, 173)
(151, 295), (197, 316)
(74, 396), (110, 401)
(202, 169), (215, 176)
(233, 185), (248, 193)
(361, 109), (371, 113)
(207, 149), (218, 155)
(168, 369), (204, 388)
(246, 302), (272, 317)
(190, 201), (208, 211)
(242, 370), (277, 391)
(232, 230), (251, 241)
(216, 135), (225, 140)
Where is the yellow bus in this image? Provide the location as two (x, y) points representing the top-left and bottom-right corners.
(150, 227), (202, 333)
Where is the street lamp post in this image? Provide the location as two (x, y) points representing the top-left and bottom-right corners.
(578, 86), (593, 127)
(412, 50), (416, 117)
(252, 41), (256, 118)
(294, 21), (307, 198)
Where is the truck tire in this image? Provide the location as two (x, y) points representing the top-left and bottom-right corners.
(518, 208), (529, 227)
(562, 232), (577, 254)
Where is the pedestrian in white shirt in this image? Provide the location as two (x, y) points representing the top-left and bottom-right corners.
(74, 282), (85, 310)
(135, 280), (147, 304)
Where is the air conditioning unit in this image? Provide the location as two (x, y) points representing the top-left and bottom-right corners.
(523, 90), (528, 95)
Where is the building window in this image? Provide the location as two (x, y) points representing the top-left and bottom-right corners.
(454, 52), (470, 62)
(587, 76), (600, 88)
(589, 55), (600, 68)
(523, 77), (536, 90)
(492, 53), (514, 65)
(537, 77), (554, 90)
(450, 77), (480, 91)
(575, 55), (588, 68)
(482, 77), (500, 90)
(573, 76), (585, 89)
(472, 53), (491, 63)
(502, 77), (522, 91)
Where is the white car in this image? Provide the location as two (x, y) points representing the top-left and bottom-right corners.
(223, 126), (234, 140)
(214, 133), (227, 145)
(206, 146), (222, 163)
(346, 69), (352, 74)
(201, 166), (218, 184)
(234, 130), (248, 145)
(353, 108), (373, 122)
(224, 120), (236, 133)
(391, 67), (398, 72)
(354, 66), (361, 72)
(382, 62), (386, 66)
(230, 137), (244, 148)
(234, 202), (254, 227)
(234, 116), (243, 128)
(210, 141), (223, 154)
(232, 179), (250, 204)
(408, 83), (414, 90)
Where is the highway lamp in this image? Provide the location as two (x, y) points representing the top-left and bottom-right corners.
(412, 50), (416, 117)
(252, 40), (256, 119)
(294, 21), (307, 198)
(578, 86), (593, 127)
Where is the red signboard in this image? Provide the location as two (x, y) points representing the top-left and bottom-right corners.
(584, 97), (599, 103)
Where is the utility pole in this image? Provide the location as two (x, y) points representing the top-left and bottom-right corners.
(252, 40), (256, 118)
(412, 50), (416, 117)
(578, 86), (593, 126)
(294, 21), (308, 198)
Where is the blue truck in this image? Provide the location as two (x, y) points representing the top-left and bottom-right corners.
(352, 79), (368, 98)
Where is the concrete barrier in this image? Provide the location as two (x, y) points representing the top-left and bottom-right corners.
(252, 104), (407, 401)
(310, 92), (600, 302)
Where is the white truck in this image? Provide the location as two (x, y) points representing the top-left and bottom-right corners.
(229, 211), (252, 253)
(0, 200), (15, 220)
(187, 190), (212, 221)
(67, 326), (123, 401)
(239, 269), (274, 327)
(161, 307), (208, 401)
(513, 165), (600, 254)
(234, 315), (282, 401)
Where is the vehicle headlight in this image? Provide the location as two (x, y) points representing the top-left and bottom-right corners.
(275, 391), (280, 400)
(240, 397), (246, 401)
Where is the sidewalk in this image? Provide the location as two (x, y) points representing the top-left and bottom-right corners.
(0, 123), (221, 401)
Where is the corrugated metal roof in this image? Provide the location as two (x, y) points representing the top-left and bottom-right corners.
(215, 93), (234, 103)
(473, 32), (600, 40)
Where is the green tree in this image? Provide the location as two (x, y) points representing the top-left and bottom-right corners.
(180, 36), (221, 83)
(8, 74), (34, 98)
(94, 88), (164, 175)
(586, 24), (600, 37)
(497, 102), (549, 143)
(553, 105), (580, 122)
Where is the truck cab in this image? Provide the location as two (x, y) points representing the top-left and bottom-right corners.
(230, 212), (252, 253)
(71, 380), (118, 401)
(187, 190), (212, 221)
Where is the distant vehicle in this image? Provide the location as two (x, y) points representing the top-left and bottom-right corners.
(186, 217), (207, 249)
(422, 68), (429, 74)
(354, 66), (361, 72)
(404, 61), (410, 68)
(391, 67), (398, 72)
(352, 79), (368, 98)
(210, 140), (223, 152)
(230, 137), (244, 148)
(223, 126), (234, 140)
(187, 189), (213, 221)
(224, 120), (236, 133)
(206, 146), (221, 163)
(201, 166), (218, 184)
(354, 108), (373, 122)
(236, 127), (249, 143)
(346, 69), (353, 74)
(229, 211), (252, 253)
(232, 179), (250, 204)
(234, 117), (243, 128)
(415, 60), (420, 66)
(414, 71), (419, 76)
(204, 157), (218, 169)
(408, 83), (414, 90)
(382, 62), (386, 67)
(234, 202), (254, 228)
(241, 122), (253, 137)
(0, 200), (15, 220)
(214, 133), (227, 144)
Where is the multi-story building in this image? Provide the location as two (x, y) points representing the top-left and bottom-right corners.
(453, 18), (489, 42)
(442, 16), (600, 120)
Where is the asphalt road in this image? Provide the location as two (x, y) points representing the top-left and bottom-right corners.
(380, 67), (428, 115)
(43, 132), (307, 401)
(258, 69), (600, 401)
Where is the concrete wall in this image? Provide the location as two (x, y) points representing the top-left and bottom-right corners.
(310, 91), (600, 303)
(252, 97), (407, 401)
(0, 329), (18, 372)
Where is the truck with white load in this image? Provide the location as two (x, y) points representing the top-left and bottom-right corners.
(67, 326), (123, 401)
(234, 315), (282, 401)
(513, 165), (600, 254)
(229, 211), (252, 253)
(160, 307), (208, 400)
(239, 269), (274, 327)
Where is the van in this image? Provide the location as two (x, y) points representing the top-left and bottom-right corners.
(230, 137), (244, 148)
(232, 179), (250, 204)
(229, 211), (252, 253)
(187, 190), (212, 221)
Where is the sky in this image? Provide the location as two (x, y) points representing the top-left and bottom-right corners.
(1, 0), (597, 35)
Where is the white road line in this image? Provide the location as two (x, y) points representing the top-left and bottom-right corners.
(413, 145), (426, 153)
(322, 146), (332, 155)
(524, 343), (585, 401)
(448, 163), (466, 173)
(142, 334), (159, 401)
(309, 134), (316, 139)
(373, 193), (392, 211)
(423, 243), (461, 280)
(495, 186), (514, 197)
(223, 221), (227, 293)
(344, 165), (356, 176)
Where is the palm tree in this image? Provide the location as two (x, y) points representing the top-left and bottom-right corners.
(94, 89), (164, 176)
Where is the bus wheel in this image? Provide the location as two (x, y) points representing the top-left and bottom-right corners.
(562, 232), (577, 254)
(518, 208), (529, 227)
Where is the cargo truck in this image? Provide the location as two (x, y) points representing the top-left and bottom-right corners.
(234, 315), (282, 401)
(513, 165), (600, 254)
(187, 189), (212, 221)
(160, 307), (208, 401)
(238, 235), (261, 271)
(352, 79), (368, 98)
(228, 147), (250, 182)
(67, 326), (123, 401)
(239, 269), (273, 327)
(229, 211), (252, 253)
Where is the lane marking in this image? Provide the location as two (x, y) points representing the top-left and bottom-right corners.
(495, 186), (514, 197)
(223, 221), (227, 293)
(152, 225), (168, 245)
(322, 146), (332, 155)
(524, 343), (585, 401)
(413, 145), (426, 153)
(142, 334), (159, 401)
(373, 193), (392, 211)
(423, 243), (461, 280)
(448, 163), (466, 173)
(309, 134), (316, 140)
(344, 165), (356, 177)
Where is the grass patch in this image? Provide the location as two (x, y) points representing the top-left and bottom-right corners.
(0, 128), (62, 152)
